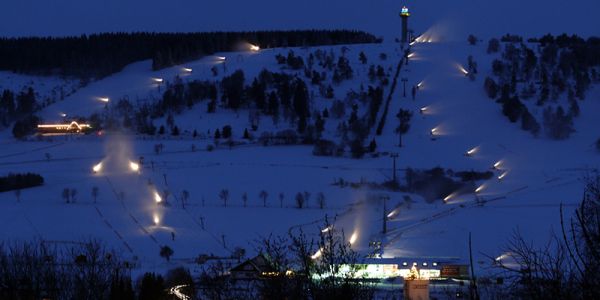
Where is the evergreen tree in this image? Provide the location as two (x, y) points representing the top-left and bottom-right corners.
(171, 125), (180, 136)
(368, 139), (377, 152)
(484, 77), (498, 99)
(16, 87), (36, 115)
(502, 96), (525, 123)
(521, 109), (541, 137)
(359, 51), (368, 64)
(222, 125), (232, 138)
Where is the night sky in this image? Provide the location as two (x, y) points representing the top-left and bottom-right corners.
(1, 0), (598, 38)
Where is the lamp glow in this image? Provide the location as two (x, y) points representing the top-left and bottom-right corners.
(498, 171), (509, 180)
(154, 192), (162, 203)
(249, 44), (260, 51)
(98, 97), (110, 103)
(129, 161), (140, 172)
(475, 184), (485, 193)
(443, 194), (453, 202)
(349, 232), (358, 245)
(466, 147), (478, 156)
(493, 161), (502, 170)
(92, 162), (102, 173)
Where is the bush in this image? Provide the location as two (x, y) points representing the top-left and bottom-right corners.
(468, 34), (478, 45)
(0, 173), (44, 192)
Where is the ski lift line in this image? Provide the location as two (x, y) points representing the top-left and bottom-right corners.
(182, 206), (234, 255)
(93, 204), (135, 254)
(103, 176), (161, 247)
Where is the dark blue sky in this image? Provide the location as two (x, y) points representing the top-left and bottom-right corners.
(1, 0), (598, 39)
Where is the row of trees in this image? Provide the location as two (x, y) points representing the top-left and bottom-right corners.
(217, 189), (327, 209)
(200, 219), (374, 299)
(0, 30), (380, 78)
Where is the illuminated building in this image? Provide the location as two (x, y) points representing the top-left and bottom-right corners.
(37, 121), (92, 135)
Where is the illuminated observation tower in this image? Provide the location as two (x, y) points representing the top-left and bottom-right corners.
(400, 6), (410, 43)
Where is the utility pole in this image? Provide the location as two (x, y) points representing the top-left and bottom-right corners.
(382, 195), (389, 234)
(391, 153), (399, 183)
(469, 232), (480, 300)
(401, 78), (408, 97)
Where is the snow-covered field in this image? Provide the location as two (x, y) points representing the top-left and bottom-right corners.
(1, 36), (599, 278)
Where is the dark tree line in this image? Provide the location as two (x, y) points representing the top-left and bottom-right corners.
(0, 172), (44, 192)
(0, 30), (379, 78)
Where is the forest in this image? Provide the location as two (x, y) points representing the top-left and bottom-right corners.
(483, 34), (600, 139)
(0, 30), (379, 78)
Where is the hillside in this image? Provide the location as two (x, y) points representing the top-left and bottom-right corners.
(1, 33), (599, 284)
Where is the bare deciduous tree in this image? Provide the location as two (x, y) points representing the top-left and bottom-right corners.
(259, 190), (268, 207)
(317, 192), (325, 209)
(219, 189), (229, 207)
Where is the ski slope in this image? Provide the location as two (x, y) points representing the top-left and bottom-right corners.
(1, 36), (599, 278)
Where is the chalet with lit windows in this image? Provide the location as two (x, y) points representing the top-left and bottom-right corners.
(37, 121), (92, 135)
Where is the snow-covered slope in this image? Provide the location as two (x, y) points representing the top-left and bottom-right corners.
(1, 36), (599, 278)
